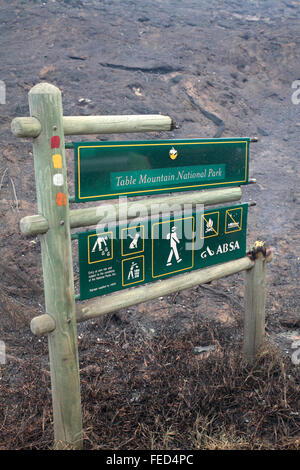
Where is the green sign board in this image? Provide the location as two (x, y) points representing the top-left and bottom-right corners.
(77, 203), (248, 300)
(74, 138), (250, 202)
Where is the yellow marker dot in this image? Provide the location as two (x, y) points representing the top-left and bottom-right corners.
(52, 154), (62, 169)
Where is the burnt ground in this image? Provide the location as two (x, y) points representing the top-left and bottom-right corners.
(0, 0), (300, 450)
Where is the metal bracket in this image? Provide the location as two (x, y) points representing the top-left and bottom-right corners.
(247, 240), (273, 262)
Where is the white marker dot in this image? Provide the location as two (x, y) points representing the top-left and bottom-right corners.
(53, 173), (64, 186)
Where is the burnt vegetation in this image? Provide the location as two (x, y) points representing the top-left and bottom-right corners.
(1, 316), (299, 450)
(1, 0), (300, 450)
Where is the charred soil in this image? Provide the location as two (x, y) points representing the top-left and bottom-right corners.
(0, 0), (299, 450)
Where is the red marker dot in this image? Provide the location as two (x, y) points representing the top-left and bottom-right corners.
(51, 136), (60, 149)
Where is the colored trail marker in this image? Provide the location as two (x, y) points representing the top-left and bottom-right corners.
(56, 192), (67, 206)
(51, 135), (60, 148)
(52, 153), (62, 169)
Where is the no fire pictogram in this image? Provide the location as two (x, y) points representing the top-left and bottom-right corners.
(200, 211), (219, 239)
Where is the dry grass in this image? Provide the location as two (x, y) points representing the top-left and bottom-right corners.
(0, 318), (299, 450)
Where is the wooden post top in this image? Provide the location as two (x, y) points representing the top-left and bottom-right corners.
(29, 82), (61, 95)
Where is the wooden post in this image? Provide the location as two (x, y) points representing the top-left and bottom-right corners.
(29, 256), (255, 335)
(243, 252), (266, 363)
(19, 187), (243, 237)
(28, 83), (82, 449)
(11, 114), (175, 137)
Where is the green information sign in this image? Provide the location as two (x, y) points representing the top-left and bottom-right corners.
(77, 203), (248, 300)
(74, 138), (250, 202)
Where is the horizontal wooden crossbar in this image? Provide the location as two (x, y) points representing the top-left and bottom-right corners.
(19, 187), (243, 236)
(30, 256), (254, 335)
(11, 114), (176, 138)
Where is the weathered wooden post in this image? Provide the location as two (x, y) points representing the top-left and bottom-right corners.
(28, 83), (82, 449)
(243, 245), (267, 364)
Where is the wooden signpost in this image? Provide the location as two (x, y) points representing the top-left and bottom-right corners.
(11, 83), (271, 450)
(77, 203), (248, 300)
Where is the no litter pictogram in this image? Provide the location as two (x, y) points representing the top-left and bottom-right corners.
(122, 255), (145, 287)
(225, 207), (243, 233)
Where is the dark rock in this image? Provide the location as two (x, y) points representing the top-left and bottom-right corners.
(257, 127), (270, 136)
(280, 315), (300, 328)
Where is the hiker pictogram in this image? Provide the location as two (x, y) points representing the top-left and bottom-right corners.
(151, 216), (194, 279)
(166, 226), (182, 266)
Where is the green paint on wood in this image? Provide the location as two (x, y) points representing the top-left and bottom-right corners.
(78, 203), (248, 300)
(74, 138), (250, 202)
